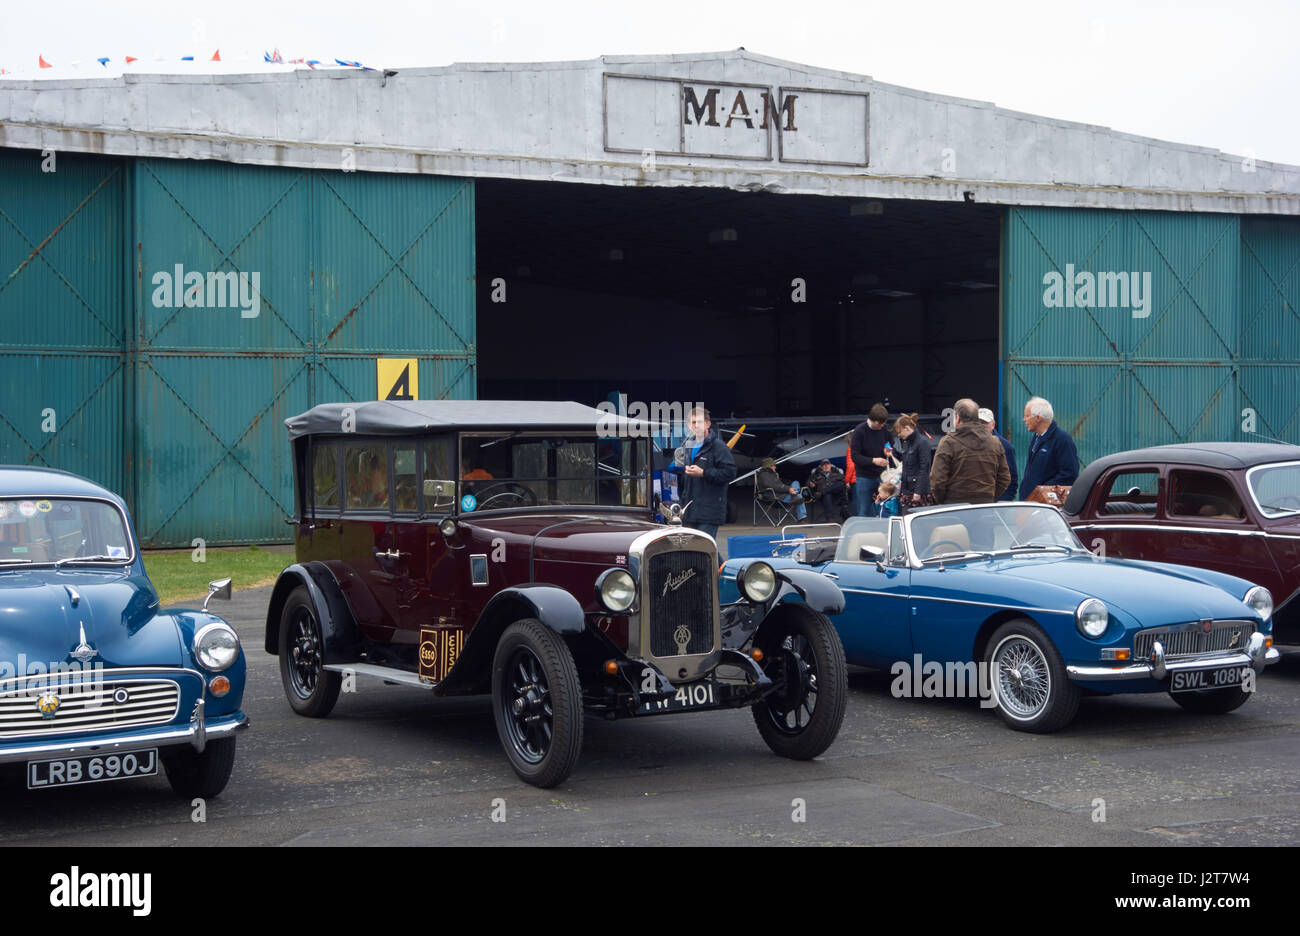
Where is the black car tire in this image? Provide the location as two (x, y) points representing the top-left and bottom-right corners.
(751, 608), (848, 760)
(986, 619), (1080, 732)
(491, 619), (583, 788)
(161, 737), (237, 798)
(279, 585), (342, 718)
(1170, 685), (1252, 714)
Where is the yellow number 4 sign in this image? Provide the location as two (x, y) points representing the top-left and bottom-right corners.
(377, 358), (418, 401)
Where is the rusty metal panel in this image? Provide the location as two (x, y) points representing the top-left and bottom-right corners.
(0, 149), (126, 494)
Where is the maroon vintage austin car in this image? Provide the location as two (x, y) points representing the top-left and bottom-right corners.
(1064, 443), (1300, 645)
(264, 401), (848, 787)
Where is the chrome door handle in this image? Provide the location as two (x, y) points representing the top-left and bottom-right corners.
(374, 549), (408, 559)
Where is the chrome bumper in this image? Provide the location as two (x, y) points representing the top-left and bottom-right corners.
(1067, 632), (1280, 682)
(0, 708), (249, 765)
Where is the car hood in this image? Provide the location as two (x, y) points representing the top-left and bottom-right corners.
(0, 569), (182, 672)
(982, 553), (1254, 622)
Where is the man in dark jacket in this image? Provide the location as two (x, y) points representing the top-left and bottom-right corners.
(808, 459), (847, 521)
(1018, 397), (1080, 499)
(929, 399), (1010, 504)
(849, 403), (891, 516)
(679, 407), (736, 538)
(978, 408), (1018, 501)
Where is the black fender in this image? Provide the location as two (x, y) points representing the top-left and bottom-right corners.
(435, 585), (588, 697)
(264, 563), (363, 665)
(771, 567), (845, 615)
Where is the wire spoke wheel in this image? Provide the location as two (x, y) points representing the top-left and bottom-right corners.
(993, 637), (1050, 718)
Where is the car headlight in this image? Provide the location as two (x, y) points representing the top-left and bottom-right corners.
(596, 568), (636, 613)
(1075, 598), (1108, 638)
(194, 622), (241, 671)
(1244, 586), (1273, 621)
(738, 561), (777, 603)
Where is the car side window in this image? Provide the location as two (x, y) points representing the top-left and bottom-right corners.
(393, 445), (418, 513)
(1168, 470), (1244, 521)
(312, 442), (340, 514)
(345, 443), (390, 513)
(1100, 469), (1158, 516)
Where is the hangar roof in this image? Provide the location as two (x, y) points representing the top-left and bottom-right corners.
(1, 49), (1296, 214)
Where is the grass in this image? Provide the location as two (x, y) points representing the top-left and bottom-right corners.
(143, 545), (291, 606)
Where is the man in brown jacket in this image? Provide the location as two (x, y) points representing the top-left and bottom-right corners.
(929, 399), (1010, 504)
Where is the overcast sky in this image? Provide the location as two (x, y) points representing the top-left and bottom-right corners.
(3, 0), (1296, 166)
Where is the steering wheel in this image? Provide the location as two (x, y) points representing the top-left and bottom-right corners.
(923, 539), (966, 558)
(474, 482), (538, 510)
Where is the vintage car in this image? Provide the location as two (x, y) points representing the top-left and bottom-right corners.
(722, 502), (1281, 732)
(0, 467), (247, 795)
(265, 400), (848, 787)
(1063, 443), (1300, 645)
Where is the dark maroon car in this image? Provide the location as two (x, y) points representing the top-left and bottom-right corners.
(1064, 443), (1300, 645)
(264, 401), (848, 787)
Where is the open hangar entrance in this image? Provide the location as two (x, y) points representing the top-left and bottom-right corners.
(476, 178), (1003, 425)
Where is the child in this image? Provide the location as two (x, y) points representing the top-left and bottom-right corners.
(874, 482), (900, 518)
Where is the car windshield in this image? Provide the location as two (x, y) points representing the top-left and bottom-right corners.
(458, 433), (649, 511)
(0, 498), (133, 566)
(1247, 462), (1300, 517)
(908, 504), (1081, 562)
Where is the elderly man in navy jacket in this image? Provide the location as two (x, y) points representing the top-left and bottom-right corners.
(1018, 397), (1080, 499)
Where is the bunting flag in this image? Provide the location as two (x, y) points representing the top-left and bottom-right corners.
(97, 57), (109, 66)
(211, 49), (221, 61)
(264, 48), (283, 63)
(125, 56), (137, 63)
(39, 55), (52, 68)
(180, 56), (194, 61)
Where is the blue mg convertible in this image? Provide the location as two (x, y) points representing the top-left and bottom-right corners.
(721, 502), (1280, 732)
(0, 467), (248, 795)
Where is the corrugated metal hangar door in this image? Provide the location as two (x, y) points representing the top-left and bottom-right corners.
(1002, 207), (1299, 466)
(0, 150), (128, 496)
(133, 159), (476, 546)
(1, 152), (476, 546)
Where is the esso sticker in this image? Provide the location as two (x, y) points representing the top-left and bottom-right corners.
(36, 500), (52, 513)
(460, 494), (477, 512)
(18, 501), (36, 517)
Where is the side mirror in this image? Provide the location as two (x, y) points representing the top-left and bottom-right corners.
(423, 479), (457, 510)
(859, 545), (884, 563)
(203, 577), (232, 611)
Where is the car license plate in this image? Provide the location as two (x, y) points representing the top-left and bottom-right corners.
(26, 749), (159, 789)
(638, 680), (719, 715)
(1170, 666), (1247, 693)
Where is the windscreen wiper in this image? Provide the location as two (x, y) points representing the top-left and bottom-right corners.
(53, 554), (128, 568)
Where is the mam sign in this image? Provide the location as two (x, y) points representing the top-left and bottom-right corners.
(604, 73), (869, 167)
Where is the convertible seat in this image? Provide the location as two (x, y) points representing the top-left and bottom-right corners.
(844, 530), (887, 559)
(928, 524), (970, 552)
(1103, 500), (1156, 515)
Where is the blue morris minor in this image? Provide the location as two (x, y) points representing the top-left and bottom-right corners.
(0, 467), (248, 795)
(722, 502), (1281, 732)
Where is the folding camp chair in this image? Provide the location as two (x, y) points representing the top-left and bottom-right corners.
(754, 487), (801, 527)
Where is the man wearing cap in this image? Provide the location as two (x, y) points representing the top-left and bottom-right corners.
(808, 458), (847, 521)
(978, 407), (1018, 502)
(756, 457), (807, 522)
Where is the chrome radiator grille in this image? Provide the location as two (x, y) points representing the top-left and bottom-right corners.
(647, 551), (715, 657)
(0, 679), (180, 738)
(1133, 620), (1256, 660)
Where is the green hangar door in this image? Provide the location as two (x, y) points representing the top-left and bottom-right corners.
(133, 160), (476, 546)
(0, 151), (128, 496)
(1002, 207), (1300, 466)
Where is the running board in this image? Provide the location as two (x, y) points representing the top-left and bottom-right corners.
(323, 662), (437, 690)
